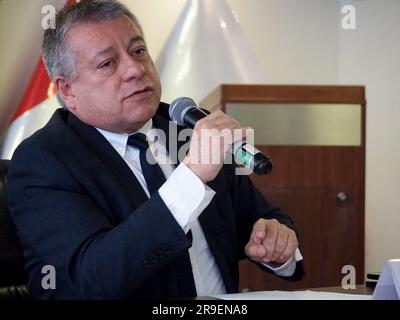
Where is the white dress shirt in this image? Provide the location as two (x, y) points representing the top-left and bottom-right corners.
(96, 120), (302, 296)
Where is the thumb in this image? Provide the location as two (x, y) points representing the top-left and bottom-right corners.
(253, 218), (267, 240)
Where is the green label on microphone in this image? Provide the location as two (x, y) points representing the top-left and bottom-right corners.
(236, 149), (253, 167)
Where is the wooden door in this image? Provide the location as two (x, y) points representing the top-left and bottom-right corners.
(240, 146), (364, 290)
(201, 85), (365, 290)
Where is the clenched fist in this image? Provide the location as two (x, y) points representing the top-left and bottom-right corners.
(245, 218), (298, 264)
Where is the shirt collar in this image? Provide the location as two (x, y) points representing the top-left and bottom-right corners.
(96, 119), (153, 157)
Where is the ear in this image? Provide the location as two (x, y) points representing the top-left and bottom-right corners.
(54, 76), (77, 111)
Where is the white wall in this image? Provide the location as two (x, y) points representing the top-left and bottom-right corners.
(121, 0), (186, 63)
(0, 0), (65, 134)
(0, 0), (398, 277)
(227, 0), (339, 84)
(337, 0), (400, 273)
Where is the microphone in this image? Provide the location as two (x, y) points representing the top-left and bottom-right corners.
(169, 97), (273, 175)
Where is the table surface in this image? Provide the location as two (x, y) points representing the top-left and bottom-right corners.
(197, 284), (375, 300)
(310, 284), (374, 295)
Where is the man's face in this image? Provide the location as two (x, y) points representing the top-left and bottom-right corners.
(61, 15), (162, 133)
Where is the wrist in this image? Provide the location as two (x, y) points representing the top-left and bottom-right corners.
(183, 157), (208, 183)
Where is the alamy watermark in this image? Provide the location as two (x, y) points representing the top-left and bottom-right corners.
(341, 5), (356, 30)
(42, 4), (357, 31)
(40, 263), (360, 291)
(41, 265), (56, 290)
(142, 123), (255, 176)
(41, 5), (56, 30)
(341, 264), (356, 289)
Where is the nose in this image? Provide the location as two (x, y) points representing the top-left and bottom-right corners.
(121, 54), (145, 82)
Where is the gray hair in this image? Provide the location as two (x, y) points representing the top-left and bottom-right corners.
(42, 0), (143, 108)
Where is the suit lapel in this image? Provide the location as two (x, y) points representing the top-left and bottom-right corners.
(66, 112), (149, 209)
(64, 103), (184, 211)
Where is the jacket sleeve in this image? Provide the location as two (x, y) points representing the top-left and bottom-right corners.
(7, 141), (192, 299)
(226, 168), (304, 280)
(224, 166), (296, 252)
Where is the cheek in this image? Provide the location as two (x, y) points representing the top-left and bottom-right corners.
(75, 88), (105, 118)
(78, 83), (118, 108)
(74, 88), (91, 110)
(151, 72), (162, 98)
(146, 63), (161, 89)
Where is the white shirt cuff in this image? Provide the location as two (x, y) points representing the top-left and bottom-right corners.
(261, 248), (303, 277)
(158, 163), (215, 233)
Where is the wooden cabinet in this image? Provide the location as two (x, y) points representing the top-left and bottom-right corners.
(200, 85), (365, 290)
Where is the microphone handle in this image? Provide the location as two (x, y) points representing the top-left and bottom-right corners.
(183, 107), (273, 175)
(234, 142), (273, 175)
(183, 108), (209, 128)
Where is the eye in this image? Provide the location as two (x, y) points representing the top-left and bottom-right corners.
(98, 60), (112, 69)
(132, 46), (147, 57)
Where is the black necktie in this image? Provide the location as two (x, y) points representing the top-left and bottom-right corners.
(127, 132), (166, 195)
(129, 133), (196, 296)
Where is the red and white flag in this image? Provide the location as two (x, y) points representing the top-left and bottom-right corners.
(1, 0), (76, 159)
(1, 60), (60, 159)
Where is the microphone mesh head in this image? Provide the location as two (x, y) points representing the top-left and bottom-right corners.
(169, 97), (197, 126)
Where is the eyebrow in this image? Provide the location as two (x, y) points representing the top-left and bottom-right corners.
(91, 36), (145, 64)
(128, 35), (145, 48)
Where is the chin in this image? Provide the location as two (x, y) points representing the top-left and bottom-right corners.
(122, 100), (158, 123)
(130, 107), (157, 125)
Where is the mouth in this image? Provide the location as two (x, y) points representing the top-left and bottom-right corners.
(123, 86), (153, 101)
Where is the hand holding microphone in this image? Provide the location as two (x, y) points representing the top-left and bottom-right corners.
(169, 97), (272, 182)
(183, 109), (248, 183)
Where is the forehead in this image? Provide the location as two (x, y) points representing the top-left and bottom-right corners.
(66, 15), (142, 56)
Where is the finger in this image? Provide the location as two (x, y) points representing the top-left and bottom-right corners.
(249, 219), (266, 246)
(212, 121), (242, 134)
(209, 110), (240, 124)
(218, 128), (247, 149)
(251, 229), (263, 245)
(197, 114), (245, 146)
(214, 114), (240, 128)
(205, 111), (237, 129)
(252, 218), (268, 240)
(272, 226), (289, 261)
(263, 219), (279, 261)
(195, 112), (231, 130)
(232, 128), (250, 144)
(278, 230), (298, 262)
(203, 111), (241, 130)
(202, 110), (220, 121)
(245, 243), (266, 259)
(198, 122), (242, 145)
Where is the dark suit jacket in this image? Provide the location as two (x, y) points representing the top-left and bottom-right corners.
(7, 103), (302, 299)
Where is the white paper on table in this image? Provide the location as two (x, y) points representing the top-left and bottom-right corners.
(212, 290), (372, 300)
(372, 259), (400, 300)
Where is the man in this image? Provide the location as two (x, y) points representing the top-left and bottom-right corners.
(8, 0), (303, 299)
